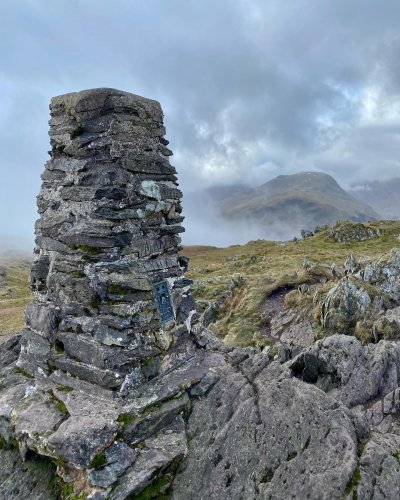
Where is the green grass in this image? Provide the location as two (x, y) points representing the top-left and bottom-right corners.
(117, 413), (136, 427)
(56, 386), (74, 393)
(345, 467), (361, 498)
(50, 392), (69, 415)
(89, 451), (107, 469)
(133, 474), (171, 499)
(0, 255), (33, 337)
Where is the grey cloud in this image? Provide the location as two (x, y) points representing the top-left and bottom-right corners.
(1, 0), (400, 245)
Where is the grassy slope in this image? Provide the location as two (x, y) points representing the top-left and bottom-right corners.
(185, 220), (400, 346)
(0, 256), (33, 340)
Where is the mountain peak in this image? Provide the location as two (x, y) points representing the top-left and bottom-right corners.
(218, 171), (380, 238)
(259, 171), (343, 195)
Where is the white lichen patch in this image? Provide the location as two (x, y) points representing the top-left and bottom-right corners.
(24, 385), (37, 399)
(140, 180), (161, 201)
(185, 309), (197, 333)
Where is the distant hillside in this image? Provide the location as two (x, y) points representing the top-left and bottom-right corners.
(205, 184), (253, 203)
(349, 178), (400, 220)
(217, 172), (380, 238)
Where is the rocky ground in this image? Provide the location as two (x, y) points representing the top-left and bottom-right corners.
(255, 246), (400, 354)
(2, 313), (400, 498)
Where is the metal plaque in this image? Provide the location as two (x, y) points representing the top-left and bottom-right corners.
(154, 281), (175, 324)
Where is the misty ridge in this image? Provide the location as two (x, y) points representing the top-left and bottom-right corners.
(349, 177), (400, 220)
(183, 188), (308, 246)
(183, 171), (400, 247)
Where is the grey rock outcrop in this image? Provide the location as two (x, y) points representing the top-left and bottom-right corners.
(171, 332), (400, 499)
(171, 356), (357, 500)
(363, 248), (400, 301)
(329, 221), (382, 243)
(321, 278), (371, 332)
(0, 446), (60, 499)
(344, 254), (358, 274)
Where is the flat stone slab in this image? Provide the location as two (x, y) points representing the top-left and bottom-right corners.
(110, 422), (187, 499)
(46, 415), (119, 468)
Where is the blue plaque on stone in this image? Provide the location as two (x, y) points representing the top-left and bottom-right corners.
(154, 281), (175, 324)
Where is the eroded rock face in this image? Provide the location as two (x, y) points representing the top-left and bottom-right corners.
(321, 278), (371, 333)
(170, 334), (400, 500)
(3, 320), (400, 498)
(0, 447), (60, 499)
(363, 249), (400, 301)
(172, 363), (357, 500)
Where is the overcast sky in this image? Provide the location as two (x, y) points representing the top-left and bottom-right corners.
(1, 0), (400, 247)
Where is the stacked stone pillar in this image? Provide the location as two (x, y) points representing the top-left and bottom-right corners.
(23, 88), (196, 391)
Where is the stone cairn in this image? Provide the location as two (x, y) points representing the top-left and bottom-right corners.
(7, 89), (219, 498)
(24, 88), (197, 391)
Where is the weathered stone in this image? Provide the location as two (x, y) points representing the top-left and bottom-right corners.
(13, 389), (66, 446)
(363, 249), (400, 301)
(122, 393), (190, 445)
(30, 255), (50, 291)
(344, 254), (358, 274)
(171, 363), (357, 500)
(329, 221), (382, 243)
(280, 319), (315, 347)
(24, 303), (59, 341)
(358, 433), (400, 499)
(46, 415), (119, 468)
(0, 383), (28, 442)
(321, 278), (371, 333)
(0, 447), (59, 500)
(190, 371), (219, 397)
(89, 442), (138, 488)
(0, 334), (21, 372)
(110, 423), (187, 499)
(291, 335), (400, 408)
(16, 330), (52, 376)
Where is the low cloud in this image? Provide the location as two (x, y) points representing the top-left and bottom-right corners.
(182, 190), (307, 246)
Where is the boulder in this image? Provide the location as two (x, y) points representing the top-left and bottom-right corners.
(363, 249), (400, 301)
(171, 362), (357, 500)
(321, 278), (371, 333)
